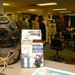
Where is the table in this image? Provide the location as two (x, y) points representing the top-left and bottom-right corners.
(1, 60), (75, 75)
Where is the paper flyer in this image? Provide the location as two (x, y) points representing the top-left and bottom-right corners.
(32, 67), (75, 75)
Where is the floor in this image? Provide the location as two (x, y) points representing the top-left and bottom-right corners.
(43, 42), (75, 62)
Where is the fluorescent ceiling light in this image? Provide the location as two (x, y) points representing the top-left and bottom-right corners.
(65, 13), (75, 16)
(3, 3), (10, 6)
(36, 2), (57, 6)
(59, 11), (71, 13)
(52, 8), (67, 11)
(28, 9), (36, 11)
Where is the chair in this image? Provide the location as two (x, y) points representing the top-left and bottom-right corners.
(63, 33), (71, 41)
(72, 34), (75, 50)
(71, 34), (75, 60)
(61, 31), (69, 36)
(62, 33), (72, 46)
(72, 29), (75, 33)
(72, 33), (75, 41)
(50, 38), (65, 60)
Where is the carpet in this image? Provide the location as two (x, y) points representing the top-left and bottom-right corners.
(64, 61), (75, 65)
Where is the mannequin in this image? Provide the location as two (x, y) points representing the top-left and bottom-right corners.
(23, 18), (30, 29)
(32, 16), (39, 29)
(40, 18), (46, 45)
(52, 19), (57, 37)
(17, 15), (24, 34)
(48, 19), (56, 42)
(48, 20), (53, 42)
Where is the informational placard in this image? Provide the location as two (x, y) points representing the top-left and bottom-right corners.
(21, 30), (43, 68)
(32, 43), (43, 67)
(32, 67), (75, 75)
(21, 29), (41, 40)
(21, 40), (33, 57)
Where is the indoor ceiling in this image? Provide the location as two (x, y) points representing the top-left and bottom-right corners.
(3, 0), (75, 15)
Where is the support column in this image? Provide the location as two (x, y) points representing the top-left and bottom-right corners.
(0, 0), (4, 15)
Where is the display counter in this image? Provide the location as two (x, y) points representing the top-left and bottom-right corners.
(2, 60), (75, 75)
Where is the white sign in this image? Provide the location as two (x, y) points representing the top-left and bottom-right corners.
(21, 30), (41, 40)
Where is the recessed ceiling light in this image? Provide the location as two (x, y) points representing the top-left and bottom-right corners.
(36, 2), (57, 6)
(28, 9), (36, 11)
(3, 3), (10, 6)
(52, 8), (67, 11)
(59, 11), (71, 13)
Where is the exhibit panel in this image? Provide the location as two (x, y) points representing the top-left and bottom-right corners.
(21, 29), (44, 68)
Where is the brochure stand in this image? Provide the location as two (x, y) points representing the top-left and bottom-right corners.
(21, 29), (44, 68)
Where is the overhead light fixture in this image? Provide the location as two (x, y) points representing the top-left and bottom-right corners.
(36, 2), (57, 6)
(28, 9), (36, 11)
(65, 13), (75, 16)
(52, 8), (67, 11)
(59, 11), (71, 13)
(3, 3), (10, 6)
